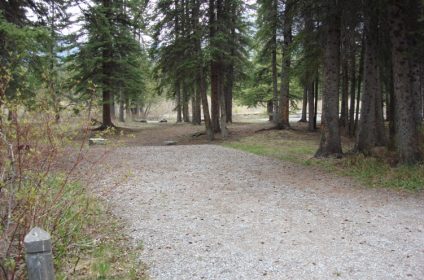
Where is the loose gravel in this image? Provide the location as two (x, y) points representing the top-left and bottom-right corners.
(95, 145), (424, 280)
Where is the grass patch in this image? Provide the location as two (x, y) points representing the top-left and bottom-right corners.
(224, 130), (424, 192)
(52, 179), (148, 279)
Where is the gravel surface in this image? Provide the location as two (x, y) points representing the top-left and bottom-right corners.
(96, 145), (424, 280)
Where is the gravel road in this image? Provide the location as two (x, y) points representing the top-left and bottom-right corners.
(96, 145), (424, 280)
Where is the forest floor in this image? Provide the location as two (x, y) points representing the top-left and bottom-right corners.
(87, 120), (424, 280)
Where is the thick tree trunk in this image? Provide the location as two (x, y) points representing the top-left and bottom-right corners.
(300, 86), (307, 122)
(308, 82), (315, 131)
(278, 1), (292, 129)
(389, 0), (422, 164)
(356, 8), (384, 153)
(192, 88), (201, 125)
(315, 1), (342, 157)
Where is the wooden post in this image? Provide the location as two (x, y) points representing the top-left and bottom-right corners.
(24, 227), (55, 280)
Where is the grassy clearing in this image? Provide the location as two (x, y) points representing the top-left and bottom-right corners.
(224, 129), (424, 192)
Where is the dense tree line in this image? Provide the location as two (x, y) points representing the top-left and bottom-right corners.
(1, 0), (423, 164)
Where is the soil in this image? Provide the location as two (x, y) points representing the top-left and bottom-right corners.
(88, 122), (424, 280)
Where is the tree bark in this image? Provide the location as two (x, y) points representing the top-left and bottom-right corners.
(356, 6), (385, 154)
(182, 87), (190, 122)
(175, 82), (182, 122)
(101, 0), (114, 128)
(308, 82), (315, 131)
(300, 86), (307, 122)
(315, 1), (342, 157)
(340, 60), (349, 129)
(119, 91), (125, 122)
(278, 0), (292, 129)
(348, 49), (356, 137)
(354, 36), (365, 135)
(224, 64), (234, 123)
(389, 0), (422, 164)
(267, 100), (273, 122)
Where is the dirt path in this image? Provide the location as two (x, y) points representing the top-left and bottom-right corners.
(95, 144), (424, 280)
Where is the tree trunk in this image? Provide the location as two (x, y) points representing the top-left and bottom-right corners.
(175, 82), (182, 122)
(219, 68), (228, 138)
(354, 36), (365, 135)
(192, 88), (201, 125)
(100, 0), (114, 128)
(356, 7), (385, 154)
(271, 0), (279, 123)
(225, 65), (234, 123)
(267, 100), (273, 122)
(119, 92), (125, 122)
(209, 0), (220, 133)
(314, 77), (318, 129)
(340, 60), (349, 129)
(389, 0), (422, 164)
(300, 86), (307, 122)
(308, 82), (315, 131)
(348, 49), (356, 137)
(199, 71), (213, 139)
(278, 1), (292, 129)
(182, 88), (190, 122)
(315, 1), (342, 157)
(125, 97), (131, 122)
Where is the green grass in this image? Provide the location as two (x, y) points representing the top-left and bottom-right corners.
(224, 130), (424, 192)
(50, 180), (148, 280)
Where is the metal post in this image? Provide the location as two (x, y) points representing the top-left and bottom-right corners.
(24, 227), (55, 280)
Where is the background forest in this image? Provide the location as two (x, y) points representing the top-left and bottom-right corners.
(1, 0), (423, 279)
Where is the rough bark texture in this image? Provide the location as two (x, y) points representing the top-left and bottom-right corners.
(389, 0), (422, 164)
(356, 6), (385, 154)
(315, 2), (342, 157)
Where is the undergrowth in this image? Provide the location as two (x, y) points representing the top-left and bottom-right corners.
(0, 111), (147, 279)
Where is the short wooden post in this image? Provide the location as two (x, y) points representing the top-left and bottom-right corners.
(24, 227), (55, 280)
